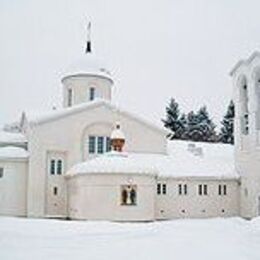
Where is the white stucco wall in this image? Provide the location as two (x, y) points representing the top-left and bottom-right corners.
(155, 178), (239, 219)
(67, 173), (156, 221)
(232, 54), (260, 218)
(62, 75), (112, 107)
(45, 151), (68, 217)
(0, 159), (28, 216)
(26, 103), (166, 217)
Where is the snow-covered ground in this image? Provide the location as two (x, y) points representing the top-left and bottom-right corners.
(1, 217), (260, 260)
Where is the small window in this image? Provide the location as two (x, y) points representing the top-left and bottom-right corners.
(178, 184), (187, 195)
(53, 187), (58, 195)
(89, 87), (95, 101)
(106, 137), (111, 152)
(162, 184), (167, 194)
(89, 136), (96, 154)
(198, 184), (202, 195)
(50, 160), (55, 175)
(97, 136), (104, 154)
(223, 185), (227, 195)
(184, 184), (187, 195)
(121, 185), (137, 206)
(218, 184), (227, 196)
(57, 160), (62, 175)
(0, 168), (3, 178)
(218, 184), (222, 195)
(244, 114), (249, 135)
(198, 184), (207, 195)
(157, 183), (161, 195)
(178, 184), (182, 195)
(204, 184), (208, 195)
(68, 88), (72, 107)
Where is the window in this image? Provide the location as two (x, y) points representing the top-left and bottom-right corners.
(218, 184), (227, 196)
(106, 137), (111, 152)
(57, 160), (62, 175)
(53, 187), (58, 195)
(157, 183), (166, 195)
(162, 184), (167, 194)
(198, 184), (208, 195)
(157, 183), (161, 195)
(121, 185), (137, 206)
(89, 136), (96, 154)
(204, 185), (208, 195)
(89, 87), (95, 101)
(88, 136), (111, 155)
(178, 184), (187, 195)
(68, 88), (72, 107)
(241, 82), (249, 135)
(0, 168), (3, 178)
(97, 136), (104, 154)
(50, 160), (55, 175)
(244, 114), (249, 134)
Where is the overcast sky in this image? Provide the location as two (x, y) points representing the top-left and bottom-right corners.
(0, 0), (260, 128)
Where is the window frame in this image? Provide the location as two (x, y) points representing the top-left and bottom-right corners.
(162, 184), (167, 195)
(50, 159), (56, 175)
(97, 136), (104, 154)
(198, 184), (208, 196)
(88, 136), (96, 154)
(89, 87), (95, 101)
(53, 186), (58, 196)
(57, 159), (63, 175)
(120, 185), (137, 206)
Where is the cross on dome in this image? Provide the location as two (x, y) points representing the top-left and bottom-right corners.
(85, 22), (92, 53)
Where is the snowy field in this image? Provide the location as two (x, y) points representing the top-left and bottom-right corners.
(1, 217), (260, 260)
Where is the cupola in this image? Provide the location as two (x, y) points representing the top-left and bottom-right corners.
(61, 22), (113, 108)
(110, 123), (125, 152)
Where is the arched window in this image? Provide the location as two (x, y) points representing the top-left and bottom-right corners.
(81, 122), (113, 160)
(239, 76), (249, 135)
(121, 185), (137, 206)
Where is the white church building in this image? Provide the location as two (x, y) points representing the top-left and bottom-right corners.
(0, 26), (260, 221)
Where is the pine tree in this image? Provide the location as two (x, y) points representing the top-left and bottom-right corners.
(219, 100), (235, 144)
(184, 106), (216, 142)
(196, 106), (217, 142)
(184, 111), (203, 141)
(162, 98), (185, 139)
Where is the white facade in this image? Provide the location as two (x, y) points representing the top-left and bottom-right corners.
(0, 147), (28, 216)
(231, 51), (260, 219)
(1, 33), (260, 221)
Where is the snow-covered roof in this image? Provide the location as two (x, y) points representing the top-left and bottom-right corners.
(0, 146), (29, 160)
(111, 128), (125, 140)
(230, 51), (260, 76)
(68, 140), (238, 180)
(68, 151), (158, 175)
(0, 131), (27, 144)
(26, 99), (167, 135)
(62, 53), (113, 82)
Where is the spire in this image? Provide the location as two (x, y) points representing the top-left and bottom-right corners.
(86, 22), (92, 53)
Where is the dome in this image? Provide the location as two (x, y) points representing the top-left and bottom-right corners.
(62, 53), (113, 82)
